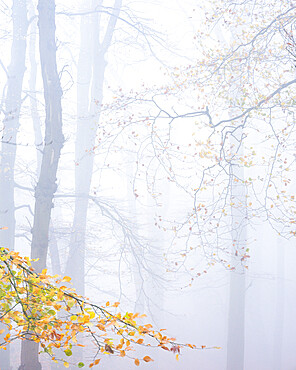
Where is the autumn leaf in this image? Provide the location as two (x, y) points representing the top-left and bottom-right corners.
(143, 356), (153, 362)
(170, 345), (180, 353)
(62, 276), (71, 283)
(134, 359), (140, 366)
(89, 311), (95, 319)
(105, 344), (114, 354)
(64, 349), (72, 357)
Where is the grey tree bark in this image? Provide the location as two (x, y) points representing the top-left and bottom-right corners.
(65, 0), (122, 295)
(28, 0), (42, 176)
(0, 1), (28, 368)
(211, 18), (248, 369)
(19, 0), (64, 368)
(272, 237), (285, 370)
(226, 128), (247, 370)
(0, 0), (28, 268)
(28, 1), (61, 278)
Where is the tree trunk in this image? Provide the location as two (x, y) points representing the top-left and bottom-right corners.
(227, 263), (246, 370)
(31, 0), (64, 272)
(273, 238), (285, 370)
(66, 0), (122, 295)
(0, 1), (28, 368)
(28, 0), (43, 176)
(19, 0), (64, 368)
(226, 127), (247, 370)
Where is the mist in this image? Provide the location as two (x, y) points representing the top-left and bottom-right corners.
(0, 0), (295, 369)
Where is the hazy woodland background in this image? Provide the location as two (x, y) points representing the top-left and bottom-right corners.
(1, 0), (296, 369)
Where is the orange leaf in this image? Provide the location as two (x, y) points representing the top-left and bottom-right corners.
(137, 339), (144, 344)
(134, 359), (140, 366)
(94, 359), (100, 365)
(143, 356), (153, 362)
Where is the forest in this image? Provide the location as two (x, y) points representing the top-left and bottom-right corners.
(0, 0), (296, 369)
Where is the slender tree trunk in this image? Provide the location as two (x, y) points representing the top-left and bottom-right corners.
(273, 238), (285, 370)
(28, 0), (42, 176)
(145, 182), (168, 370)
(65, 1), (92, 295)
(0, 0), (28, 250)
(19, 0), (64, 368)
(227, 263), (246, 370)
(0, 1), (28, 368)
(226, 128), (247, 370)
(66, 0), (122, 295)
(65, 3), (120, 367)
(28, 1), (61, 278)
(31, 0), (64, 272)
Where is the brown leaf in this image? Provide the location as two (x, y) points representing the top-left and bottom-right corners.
(170, 345), (180, 354)
(105, 344), (114, 354)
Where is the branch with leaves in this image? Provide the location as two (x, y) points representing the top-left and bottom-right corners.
(0, 247), (203, 368)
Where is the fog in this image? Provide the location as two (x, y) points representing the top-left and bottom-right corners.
(0, 0), (296, 369)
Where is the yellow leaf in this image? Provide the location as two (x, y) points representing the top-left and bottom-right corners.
(63, 362), (69, 368)
(62, 276), (71, 283)
(89, 311), (95, 320)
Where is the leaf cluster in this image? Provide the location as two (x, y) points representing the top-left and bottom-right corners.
(0, 247), (196, 367)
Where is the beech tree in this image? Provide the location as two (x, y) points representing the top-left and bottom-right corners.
(0, 0), (28, 367)
(65, 0), (122, 296)
(19, 0), (64, 368)
(101, 2), (296, 367)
